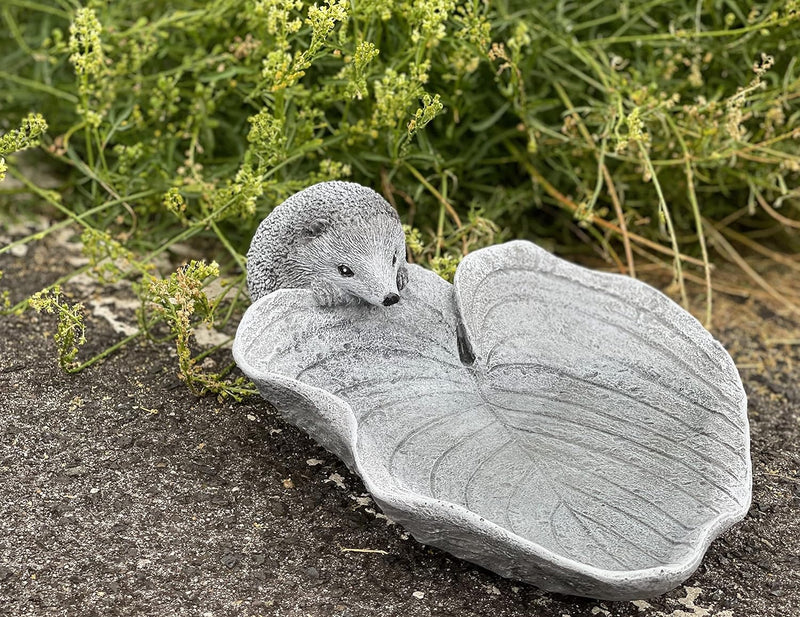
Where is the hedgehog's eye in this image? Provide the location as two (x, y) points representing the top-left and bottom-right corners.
(337, 264), (354, 277)
(392, 254), (397, 266)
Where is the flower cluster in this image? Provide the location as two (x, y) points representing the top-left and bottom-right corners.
(246, 108), (287, 167)
(260, 0), (349, 92)
(28, 286), (87, 372)
(430, 254), (460, 282)
(80, 228), (142, 283)
(0, 112), (48, 154)
(403, 0), (456, 44)
(145, 261), (252, 399)
(0, 113), (48, 182)
(726, 52), (775, 142)
(162, 187), (187, 219)
(307, 0), (349, 50)
(355, 0), (393, 21)
(211, 164), (267, 218)
(373, 68), (423, 130)
(69, 7), (108, 126)
(112, 142), (145, 175)
(68, 7), (104, 78)
(403, 225), (424, 257)
(408, 93), (443, 136)
(309, 158), (352, 182)
(346, 41), (380, 99)
(615, 107), (648, 153)
(253, 0), (303, 43)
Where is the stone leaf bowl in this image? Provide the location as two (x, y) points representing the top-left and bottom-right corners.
(233, 240), (751, 600)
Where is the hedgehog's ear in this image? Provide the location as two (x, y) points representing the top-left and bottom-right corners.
(300, 217), (331, 242)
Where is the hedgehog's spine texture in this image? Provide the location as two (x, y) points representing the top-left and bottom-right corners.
(246, 181), (402, 302)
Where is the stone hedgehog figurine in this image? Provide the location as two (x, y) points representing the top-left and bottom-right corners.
(246, 181), (409, 307)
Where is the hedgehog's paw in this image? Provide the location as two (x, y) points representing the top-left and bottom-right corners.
(396, 265), (409, 291)
(311, 280), (352, 307)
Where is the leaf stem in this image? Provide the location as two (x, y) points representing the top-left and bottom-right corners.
(665, 115), (712, 326)
(403, 162), (463, 229)
(1, 0), (68, 18)
(67, 329), (143, 373)
(0, 71), (78, 103)
(636, 143), (688, 308)
(582, 13), (796, 46)
(705, 221), (800, 315)
(506, 141), (707, 268)
(0, 189), (157, 257)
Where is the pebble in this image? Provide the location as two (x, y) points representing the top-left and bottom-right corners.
(220, 553), (238, 569)
(304, 566), (320, 581)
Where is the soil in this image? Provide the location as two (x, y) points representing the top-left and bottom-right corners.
(1, 225), (799, 617)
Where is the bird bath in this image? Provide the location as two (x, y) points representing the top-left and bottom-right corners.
(233, 240), (751, 599)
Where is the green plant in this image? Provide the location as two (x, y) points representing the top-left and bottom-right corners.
(0, 112), (47, 182)
(1, 0), (799, 395)
(28, 285), (87, 372)
(0, 272), (9, 310)
(144, 260), (255, 399)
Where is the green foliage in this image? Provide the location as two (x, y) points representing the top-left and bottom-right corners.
(0, 112), (48, 181)
(1, 0), (799, 392)
(28, 286), (87, 372)
(81, 228), (148, 283)
(144, 260), (255, 400)
(408, 94), (443, 137)
(403, 224), (424, 257)
(0, 113), (48, 155)
(0, 272), (10, 311)
(430, 254), (460, 282)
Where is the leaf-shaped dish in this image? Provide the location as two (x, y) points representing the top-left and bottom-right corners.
(233, 240), (751, 600)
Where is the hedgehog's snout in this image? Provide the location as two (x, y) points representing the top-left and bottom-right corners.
(382, 293), (400, 306)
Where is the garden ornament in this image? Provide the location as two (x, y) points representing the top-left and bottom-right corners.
(246, 181), (408, 307)
(233, 181), (751, 600)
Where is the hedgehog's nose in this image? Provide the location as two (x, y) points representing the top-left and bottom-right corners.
(382, 293), (400, 306)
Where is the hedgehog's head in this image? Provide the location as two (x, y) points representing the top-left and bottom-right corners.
(309, 215), (407, 306)
(294, 182), (408, 307)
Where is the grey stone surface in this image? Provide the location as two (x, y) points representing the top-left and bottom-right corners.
(233, 239), (752, 600)
(246, 181), (408, 306)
